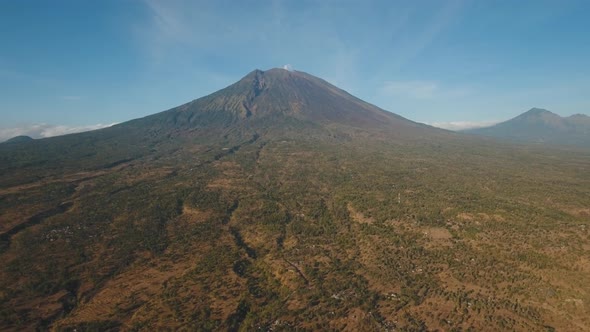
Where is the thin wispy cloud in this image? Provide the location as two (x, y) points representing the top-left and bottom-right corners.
(136, 1), (468, 100)
(379, 80), (470, 100)
(0, 123), (116, 142)
(387, 0), (466, 71)
(139, 0), (269, 61)
(380, 81), (439, 99)
(60, 95), (83, 101)
(137, 0), (365, 92)
(0, 67), (59, 86)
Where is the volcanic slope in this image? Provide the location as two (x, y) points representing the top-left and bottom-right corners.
(1, 69), (589, 331)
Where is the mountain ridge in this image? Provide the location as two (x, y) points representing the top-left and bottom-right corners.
(125, 68), (433, 134)
(3, 135), (34, 144)
(464, 107), (590, 146)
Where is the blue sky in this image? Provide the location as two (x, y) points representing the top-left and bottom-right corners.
(1, 0), (589, 139)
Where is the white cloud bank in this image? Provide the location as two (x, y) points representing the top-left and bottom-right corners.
(0, 123), (117, 142)
(429, 120), (499, 131)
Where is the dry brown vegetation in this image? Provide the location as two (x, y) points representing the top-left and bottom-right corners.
(2, 135), (588, 331)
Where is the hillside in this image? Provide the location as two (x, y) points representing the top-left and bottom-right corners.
(464, 108), (590, 146)
(3, 136), (34, 144)
(0, 69), (443, 188)
(1, 69), (589, 331)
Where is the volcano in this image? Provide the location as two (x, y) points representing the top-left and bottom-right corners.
(1, 69), (589, 331)
(112, 67), (445, 150)
(128, 68), (429, 131)
(464, 107), (590, 147)
(0, 68), (447, 187)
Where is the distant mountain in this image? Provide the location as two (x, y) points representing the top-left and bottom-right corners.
(464, 108), (590, 146)
(3, 135), (34, 143)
